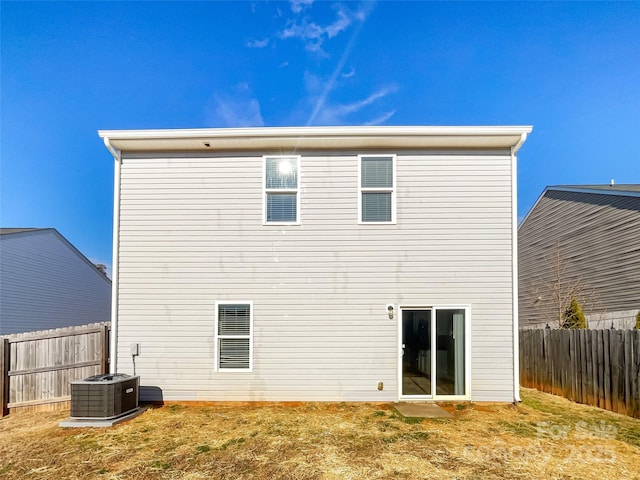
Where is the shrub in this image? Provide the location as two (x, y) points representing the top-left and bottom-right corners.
(562, 298), (587, 329)
(636, 310), (640, 329)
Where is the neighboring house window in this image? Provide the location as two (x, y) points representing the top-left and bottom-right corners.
(264, 156), (300, 224)
(359, 155), (396, 223)
(215, 301), (253, 371)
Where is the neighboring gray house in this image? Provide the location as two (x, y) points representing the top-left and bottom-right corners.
(99, 125), (532, 403)
(0, 228), (112, 335)
(518, 185), (640, 329)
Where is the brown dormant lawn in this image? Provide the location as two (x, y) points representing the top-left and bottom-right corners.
(1, 388), (639, 479)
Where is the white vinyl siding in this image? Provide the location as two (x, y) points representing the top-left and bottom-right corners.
(359, 155), (396, 223)
(116, 150), (515, 402)
(263, 156), (300, 224)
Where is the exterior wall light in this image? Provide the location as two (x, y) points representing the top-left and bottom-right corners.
(386, 304), (394, 319)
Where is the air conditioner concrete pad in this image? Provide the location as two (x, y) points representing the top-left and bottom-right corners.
(59, 407), (145, 428)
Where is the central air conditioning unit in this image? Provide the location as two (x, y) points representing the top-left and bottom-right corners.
(70, 374), (140, 420)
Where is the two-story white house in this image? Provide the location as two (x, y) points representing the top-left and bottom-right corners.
(100, 125), (531, 403)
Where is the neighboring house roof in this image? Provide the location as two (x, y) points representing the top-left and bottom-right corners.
(519, 184), (640, 228)
(0, 228), (44, 235)
(548, 184), (640, 195)
(518, 185), (640, 328)
(0, 228), (111, 281)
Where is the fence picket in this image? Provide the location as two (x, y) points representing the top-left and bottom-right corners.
(624, 330), (632, 416)
(632, 330), (638, 418)
(1, 339), (9, 416)
(603, 329), (611, 411)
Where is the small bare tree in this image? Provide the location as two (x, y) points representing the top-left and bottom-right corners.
(527, 243), (599, 328)
(548, 245), (591, 328)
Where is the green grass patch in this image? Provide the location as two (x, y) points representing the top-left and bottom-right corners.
(219, 437), (246, 450)
(150, 460), (171, 470)
(427, 418), (452, 425)
(166, 405), (185, 414)
(402, 431), (431, 441)
(498, 421), (539, 437)
(618, 425), (640, 447)
(68, 434), (102, 451)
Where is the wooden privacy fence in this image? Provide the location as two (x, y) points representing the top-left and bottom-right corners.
(1, 322), (110, 416)
(520, 329), (640, 419)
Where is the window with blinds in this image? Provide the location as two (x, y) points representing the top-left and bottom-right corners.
(215, 302), (253, 371)
(359, 155), (395, 223)
(264, 156), (299, 224)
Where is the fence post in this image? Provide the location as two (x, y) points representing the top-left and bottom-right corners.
(1, 338), (9, 417)
(102, 324), (110, 374)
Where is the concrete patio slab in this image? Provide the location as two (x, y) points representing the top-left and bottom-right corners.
(394, 403), (453, 418)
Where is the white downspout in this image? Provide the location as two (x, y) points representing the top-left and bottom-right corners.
(511, 132), (528, 402)
(104, 137), (121, 374)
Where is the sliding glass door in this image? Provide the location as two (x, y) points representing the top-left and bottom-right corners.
(401, 310), (432, 396)
(400, 307), (467, 399)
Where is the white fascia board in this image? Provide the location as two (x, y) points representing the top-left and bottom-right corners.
(98, 126), (533, 153)
(98, 125), (534, 139)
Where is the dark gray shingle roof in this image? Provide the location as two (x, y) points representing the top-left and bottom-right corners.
(550, 184), (640, 194)
(0, 228), (47, 235)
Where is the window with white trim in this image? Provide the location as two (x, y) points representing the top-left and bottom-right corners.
(215, 301), (253, 371)
(264, 156), (300, 224)
(359, 155), (395, 223)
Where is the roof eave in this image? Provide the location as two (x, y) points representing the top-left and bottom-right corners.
(98, 125), (533, 153)
(547, 185), (640, 198)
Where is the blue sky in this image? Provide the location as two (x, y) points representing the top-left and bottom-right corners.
(2, 1), (639, 273)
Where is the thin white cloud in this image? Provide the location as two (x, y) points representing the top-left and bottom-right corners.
(305, 4), (375, 125)
(332, 88), (394, 116)
(279, 3), (371, 55)
(324, 8), (351, 38)
(280, 20), (325, 53)
(364, 110), (397, 126)
(246, 38), (269, 48)
(313, 87), (397, 125)
(304, 70), (324, 95)
(290, 0), (314, 14)
(342, 67), (355, 79)
(205, 84), (264, 127)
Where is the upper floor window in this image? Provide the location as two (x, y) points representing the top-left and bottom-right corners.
(359, 155), (396, 223)
(264, 156), (300, 224)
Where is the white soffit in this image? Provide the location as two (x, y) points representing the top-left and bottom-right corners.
(98, 126), (533, 153)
